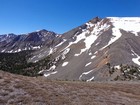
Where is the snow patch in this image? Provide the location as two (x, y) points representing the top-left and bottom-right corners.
(114, 65), (121, 69)
(49, 48), (53, 55)
(107, 17), (140, 36)
(18, 49), (21, 52)
(1, 49), (6, 52)
(32, 46), (41, 49)
(91, 22), (110, 35)
(131, 49), (140, 65)
(38, 70), (45, 74)
(85, 62), (92, 67)
(86, 22), (94, 28)
(94, 51), (98, 54)
(34, 60), (38, 63)
(87, 76), (94, 82)
(7, 50), (13, 53)
(91, 55), (96, 59)
(61, 48), (70, 60)
(79, 70), (93, 80)
(100, 26), (122, 50)
(30, 56), (36, 60)
(14, 49), (22, 53)
(74, 53), (80, 56)
(47, 65), (56, 71)
(95, 42), (100, 46)
(89, 52), (92, 55)
(44, 71), (57, 77)
(62, 62), (69, 67)
(55, 39), (67, 47)
(74, 29), (99, 56)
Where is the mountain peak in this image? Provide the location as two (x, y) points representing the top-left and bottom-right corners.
(88, 16), (102, 24)
(36, 29), (48, 32)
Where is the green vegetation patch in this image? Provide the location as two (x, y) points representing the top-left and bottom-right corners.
(0, 51), (51, 77)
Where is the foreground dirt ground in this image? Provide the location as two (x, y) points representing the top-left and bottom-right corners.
(0, 70), (140, 105)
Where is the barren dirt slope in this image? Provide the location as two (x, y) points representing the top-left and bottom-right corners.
(0, 70), (140, 105)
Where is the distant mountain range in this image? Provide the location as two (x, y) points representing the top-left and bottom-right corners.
(0, 29), (58, 53)
(1, 17), (140, 81)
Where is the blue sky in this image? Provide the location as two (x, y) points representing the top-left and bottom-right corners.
(0, 0), (140, 34)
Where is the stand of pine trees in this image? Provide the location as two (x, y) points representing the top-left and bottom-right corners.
(0, 51), (51, 77)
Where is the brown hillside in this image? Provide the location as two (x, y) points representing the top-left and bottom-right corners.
(0, 70), (140, 105)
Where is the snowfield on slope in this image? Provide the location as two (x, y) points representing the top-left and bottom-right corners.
(100, 17), (140, 50)
(74, 21), (110, 56)
(131, 49), (140, 65)
(108, 17), (140, 36)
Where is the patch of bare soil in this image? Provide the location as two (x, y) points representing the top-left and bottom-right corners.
(0, 70), (140, 105)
